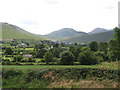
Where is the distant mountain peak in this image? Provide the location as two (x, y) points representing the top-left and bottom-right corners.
(89, 28), (108, 34)
(42, 28), (87, 41)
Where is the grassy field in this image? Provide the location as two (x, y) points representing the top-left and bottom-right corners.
(2, 61), (118, 70)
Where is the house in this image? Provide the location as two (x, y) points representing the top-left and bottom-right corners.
(23, 54), (33, 58)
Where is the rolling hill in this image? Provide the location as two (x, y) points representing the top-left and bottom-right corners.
(0, 22), (43, 40)
(0, 22), (114, 43)
(65, 30), (114, 44)
(89, 28), (109, 34)
(42, 28), (87, 40)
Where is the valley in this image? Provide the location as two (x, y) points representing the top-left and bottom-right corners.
(0, 22), (119, 89)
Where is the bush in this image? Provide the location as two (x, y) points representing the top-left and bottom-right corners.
(94, 51), (106, 62)
(5, 47), (13, 55)
(12, 62), (22, 65)
(13, 55), (23, 62)
(21, 58), (28, 62)
(60, 51), (75, 65)
(2, 59), (11, 65)
(43, 51), (54, 65)
(28, 58), (36, 62)
(78, 50), (99, 65)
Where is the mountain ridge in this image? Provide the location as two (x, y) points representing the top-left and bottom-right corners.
(0, 22), (43, 40)
(0, 22), (114, 44)
(89, 28), (109, 34)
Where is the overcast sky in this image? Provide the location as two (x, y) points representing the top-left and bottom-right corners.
(0, 0), (119, 35)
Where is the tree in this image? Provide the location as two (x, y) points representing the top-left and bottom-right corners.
(108, 27), (120, 61)
(99, 42), (108, 53)
(60, 51), (75, 65)
(5, 47), (13, 55)
(13, 55), (23, 62)
(69, 46), (81, 60)
(34, 44), (47, 58)
(53, 43), (59, 48)
(78, 50), (99, 65)
(89, 41), (98, 51)
(52, 48), (60, 58)
(94, 51), (105, 62)
(44, 51), (53, 65)
(34, 44), (45, 51)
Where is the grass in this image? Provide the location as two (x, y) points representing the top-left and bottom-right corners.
(2, 65), (118, 88)
(2, 61), (118, 70)
(0, 23), (43, 40)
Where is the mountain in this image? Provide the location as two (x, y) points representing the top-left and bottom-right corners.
(65, 30), (114, 44)
(89, 28), (109, 34)
(0, 22), (43, 40)
(42, 28), (87, 40)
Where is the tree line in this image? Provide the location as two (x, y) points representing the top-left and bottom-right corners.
(2, 27), (120, 65)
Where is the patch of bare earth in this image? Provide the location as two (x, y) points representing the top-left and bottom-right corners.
(48, 79), (118, 88)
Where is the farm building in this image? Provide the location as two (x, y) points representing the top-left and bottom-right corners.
(23, 54), (33, 58)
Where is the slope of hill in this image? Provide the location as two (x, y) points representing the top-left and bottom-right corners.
(65, 30), (114, 44)
(89, 28), (109, 34)
(42, 28), (87, 40)
(0, 22), (43, 40)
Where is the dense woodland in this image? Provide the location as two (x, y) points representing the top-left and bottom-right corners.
(1, 27), (120, 65)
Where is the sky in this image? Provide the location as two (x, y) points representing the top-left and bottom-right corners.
(0, 0), (119, 35)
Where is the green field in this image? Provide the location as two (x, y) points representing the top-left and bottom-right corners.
(2, 61), (118, 70)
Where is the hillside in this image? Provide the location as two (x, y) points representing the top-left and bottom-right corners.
(42, 28), (87, 40)
(65, 30), (114, 44)
(89, 28), (109, 34)
(0, 22), (43, 40)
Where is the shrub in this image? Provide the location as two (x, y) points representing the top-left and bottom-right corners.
(78, 50), (99, 65)
(5, 47), (13, 55)
(43, 51), (54, 65)
(28, 58), (36, 62)
(89, 41), (98, 51)
(60, 51), (75, 65)
(13, 55), (23, 62)
(2, 59), (11, 65)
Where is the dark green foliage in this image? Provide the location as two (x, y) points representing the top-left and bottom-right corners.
(69, 46), (81, 60)
(34, 44), (45, 51)
(60, 51), (75, 65)
(2, 68), (119, 88)
(99, 42), (108, 53)
(44, 51), (54, 65)
(34, 44), (47, 58)
(52, 48), (61, 58)
(53, 43), (59, 48)
(13, 55), (23, 62)
(28, 58), (36, 62)
(108, 27), (120, 61)
(2, 69), (23, 79)
(94, 51), (106, 62)
(89, 41), (98, 51)
(5, 47), (13, 55)
(2, 59), (11, 65)
(78, 50), (99, 65)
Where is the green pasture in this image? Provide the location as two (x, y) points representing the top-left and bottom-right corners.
(2, 61), (118, 70)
